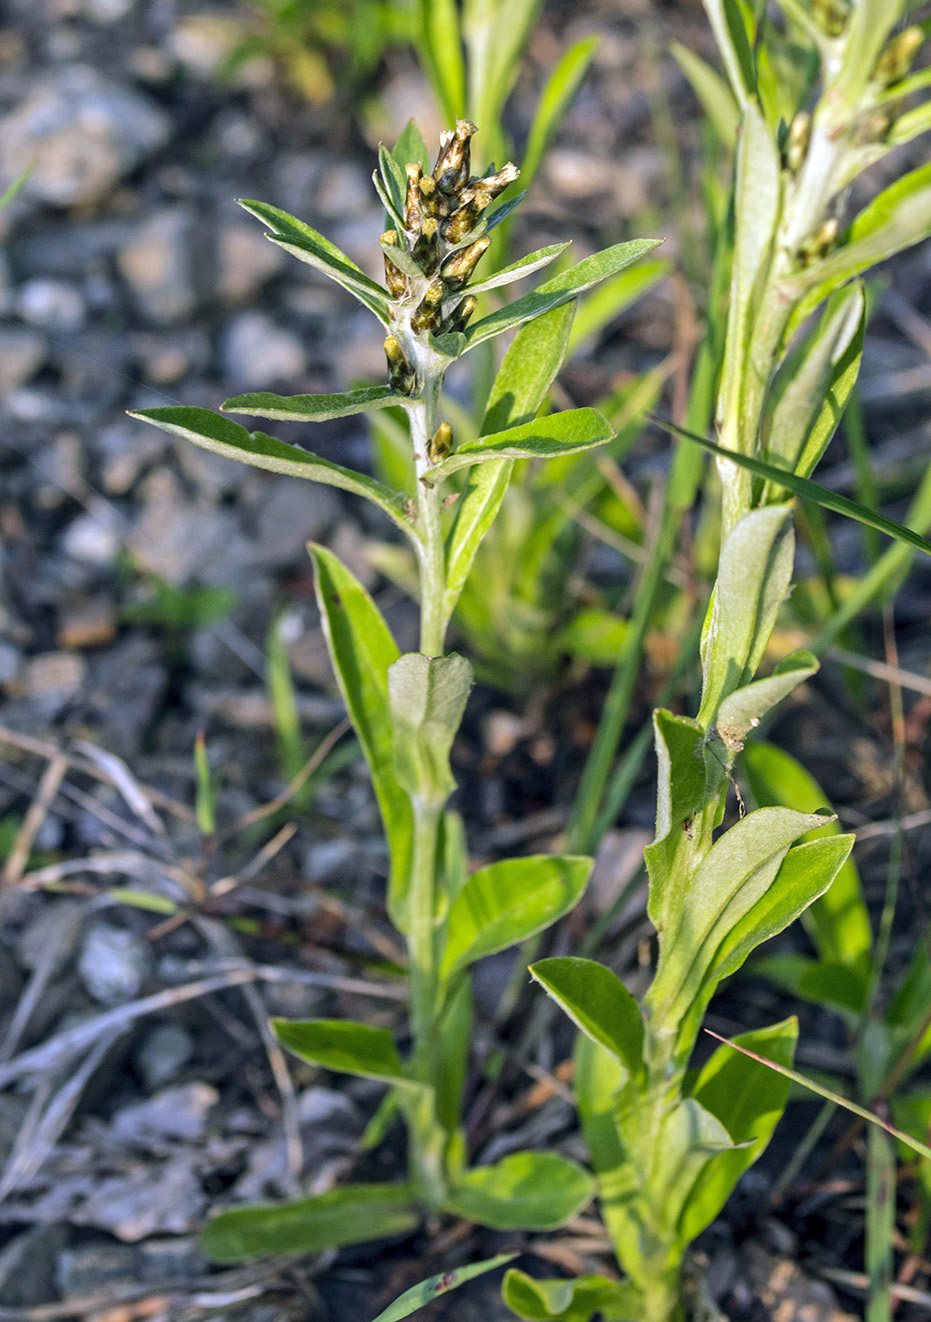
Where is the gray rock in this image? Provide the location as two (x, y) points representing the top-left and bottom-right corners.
(220, 310), (306, 390)
(111, 1082), (219, 1143)
(16, 899), (84, 973)
(219, 221), (286, 302)
(251, 475), (339, 568)
(23, 650), (86, 700)
(127, 470), (254, 585)
(135, 1021), (195, 1091)
(0, 639), (22, 686)
(78, 920), (153, 1005)
(0, 1226), (67, 1307)
(72, 1157), (206, 1240)
(17, 277), (85, 330)
(56, 1241), (138, 1296)
(1, 66), (170, 207)
(117, 207), (199, 323)
(136, 1236), (207, 1282)
(61, 508), (122, 564)
(0, 326), (45, 391)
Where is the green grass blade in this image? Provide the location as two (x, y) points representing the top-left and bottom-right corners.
(655, 416), (931, 557)
(705, 1030), (931, 1161)
(370, 1255), (517, 1322)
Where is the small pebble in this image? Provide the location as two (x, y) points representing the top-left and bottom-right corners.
(78, 921), (153, 1005)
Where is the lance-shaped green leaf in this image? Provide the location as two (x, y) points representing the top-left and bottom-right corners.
(678, 1017), (797, 1245)
(237, 198), (391, 323)
(221, 385), (400, 423)
(705, 1029), (931, 1162)
(380, 238), (425, 279)
(566, 258), (669, 357)
(503, 1269), (642, 1322)
(669, 834), (855, 1057)
(651, 1097), (738, 1233)
(696, 502), (795, 727)
(201, 1183), (418, 1262)
(444, 1152), (594, 1230)
(443, 301), (576, 625)
(309, 546), (414, 927)
(789, 162), (931, 330)
(373, 1256), (517, 1322)
(743, 741), (872, 976)
(440, 855), (592, 978)
(703, 0), (756, 105)
(530, 957), (644, 1078)
(766, 284), (864, 488)
(717, 100), (780, 434)
(649, 807), (831, 1019)
(391, 119), (431, 173)
(426, 408), (613, 481)
(463, 239), (662, 350)
(130, 407), (415, 542)
(273, 1018), (411, 1085)
(660, 419), (931, 558)
(378, 143), (407, 217)
(574, 1035), (645, 1286)
(387, 652), (472, 805)
(714, 649), (818, 751)
(670, 41), (740, 144)
(464, 243), (570, 296)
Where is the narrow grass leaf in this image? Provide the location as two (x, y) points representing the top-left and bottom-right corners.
(670, 41), (740, 144)
(371, 1255), (516, 1322)
(704, 1031), (931, 1161)
(201, 1184), (418, 1262)
(444, 1152), (593, 1229)
(520, 36), (599, 189)
(130, 407), (415, 541)
(656, 416), (931, 557)
(441, 855), (592, 977)
(703, 0), (756, 103)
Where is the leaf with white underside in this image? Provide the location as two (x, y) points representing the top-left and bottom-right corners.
(237, 198), (391, 322)
(129, 407), (415, 542)
(464, 243), (570, 295)
(426, 407), (613, 480)
(222, 385), (401, 422)
(714, 650), (818, 750)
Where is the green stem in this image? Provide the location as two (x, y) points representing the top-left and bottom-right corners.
(404, 378), (452, 1207)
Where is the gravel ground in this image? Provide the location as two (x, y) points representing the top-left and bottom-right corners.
(0, 0), (930, 1318)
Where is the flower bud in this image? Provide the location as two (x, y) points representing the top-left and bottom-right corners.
(812, 0), (848, 35)
(410, 277), (445, 334)
(418, 173), (449, 220)
(433, 119), (476, 195)
(412, 218), (440, 274)
(441, 236), (490, 291)
(442, 296), (478, 334)
(443, 192), (491, 243)
(381, 230), (408, 297)
(473, 161), (519, 203)
(786, 112), (810, 173)
(873, 26), (923, 87)
(405, 162), (424, 232)
(384, 335), (416, 394)
(798, 217), (839, 266)
(428, 422), (452, 464)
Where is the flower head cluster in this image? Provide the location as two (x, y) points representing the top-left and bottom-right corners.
(382, 121), (518, 396)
